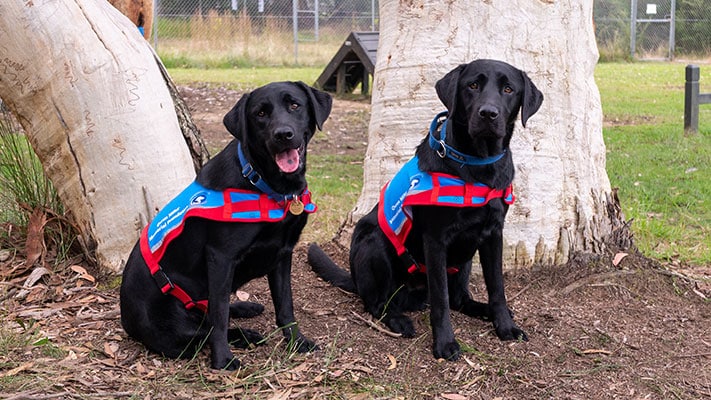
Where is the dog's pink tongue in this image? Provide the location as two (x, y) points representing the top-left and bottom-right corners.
(275, 149), (300, 173)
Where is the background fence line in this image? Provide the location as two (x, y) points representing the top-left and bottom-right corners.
(150, 0), (710, 67)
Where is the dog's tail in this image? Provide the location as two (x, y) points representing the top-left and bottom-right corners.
(307, 243), (357, 293)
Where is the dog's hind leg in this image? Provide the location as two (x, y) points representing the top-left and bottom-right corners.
(447, 261), (491, 321)
(374, 291), (416, 338)
(351, 249), (417, 337)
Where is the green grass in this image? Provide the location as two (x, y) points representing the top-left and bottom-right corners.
(167, 67), (322, 90)
(596, 62), (711, 265)
(303, 154), (363, 243)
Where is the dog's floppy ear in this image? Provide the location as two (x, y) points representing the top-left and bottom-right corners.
(435, 64), (465, 113)
(296, 81), (332, 131)
(223, 92), (250, 140)
(519, 70), (544, 127)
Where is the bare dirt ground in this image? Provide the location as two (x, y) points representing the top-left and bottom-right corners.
(1, 85), (709, 399)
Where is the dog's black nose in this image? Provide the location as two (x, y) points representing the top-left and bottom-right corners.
(479, 105), (499, 120)
(274, 127), (295, 141)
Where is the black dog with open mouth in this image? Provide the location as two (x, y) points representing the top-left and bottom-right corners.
(120, 81), (332, 370)
(308, 60), (543, 361)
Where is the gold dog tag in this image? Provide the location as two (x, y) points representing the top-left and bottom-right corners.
(289, 198), (304, 215)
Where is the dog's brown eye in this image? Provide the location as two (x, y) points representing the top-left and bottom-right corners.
(469, 83), (479, 90)
(503, 86), (513, 94)
(257, 110), (266, 117)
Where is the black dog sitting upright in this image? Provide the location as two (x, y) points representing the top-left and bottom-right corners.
(120, 81), (332, 370)
(308, 59), (543, 361)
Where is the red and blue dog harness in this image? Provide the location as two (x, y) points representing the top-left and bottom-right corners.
(377, 112), (514, 274)
(140, 157), (316, 313)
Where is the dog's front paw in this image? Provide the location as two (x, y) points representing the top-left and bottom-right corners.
(433, 339), (461, 361)
(494, 321), (528, 342)
(211, 351), (241, 371)
(288, 334), (318, 353)
(384, 314), (416, 338)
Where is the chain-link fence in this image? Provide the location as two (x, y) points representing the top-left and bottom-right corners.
(152, 0), (379, 67)
(595, 0), (711, 61)
(150, 1), (709, 67)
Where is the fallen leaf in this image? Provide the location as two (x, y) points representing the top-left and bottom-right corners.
(0, 249), (11, 262)
(441, 394), (468, 400)
(25, 208), (47, 267)
(22, 267), (50, 288)
(70, 265), (88, 275)
(104, 341), (119, 358)
(134, 362), (146, 374)
(1, 362), (33, 377)
(612, 252), (628, 267)
(582, 349), (613, 355)
(236, 290), (250, 301)
(71, 265), (96, 283)
(386, 354), (397, 370)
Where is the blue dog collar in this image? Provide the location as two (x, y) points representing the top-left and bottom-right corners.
(428, 111), (506, 166)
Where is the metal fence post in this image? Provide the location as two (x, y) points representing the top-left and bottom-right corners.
(293, 0), (298, 65)
(669, 0), (676, 59)
(630, 0), (637, 59)
(684, 65), (699, 134)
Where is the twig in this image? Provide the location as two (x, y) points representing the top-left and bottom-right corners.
(673, 352), (711, 359)
(508, 277), (543, 302)
(349, 311), (402, 338)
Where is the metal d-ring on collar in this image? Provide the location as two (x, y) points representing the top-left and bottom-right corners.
(237, 141), (298, 204)
(428, 111), (507, 166)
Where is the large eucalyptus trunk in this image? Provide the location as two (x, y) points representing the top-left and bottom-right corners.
(0, 0), (205, 272)
(350, 0), (626, 266)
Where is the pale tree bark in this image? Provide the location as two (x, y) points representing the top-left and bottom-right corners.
(349, 0), (628, 266)
(0, 0), (205, 272)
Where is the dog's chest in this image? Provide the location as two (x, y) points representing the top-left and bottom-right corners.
(409, 202), (507, 259)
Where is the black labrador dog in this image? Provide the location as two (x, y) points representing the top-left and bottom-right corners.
(121, 81), (332, 370)
(308, 59), (543, 361)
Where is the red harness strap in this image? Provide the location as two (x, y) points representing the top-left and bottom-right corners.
(140, 229), (209, 313)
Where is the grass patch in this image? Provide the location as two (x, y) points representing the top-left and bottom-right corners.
(0, 109), (63, 226)
(167, 67), (322, 91)
(596, 62), (711, 264)
(302, 154), (363, 243)
(0, 108), (78, 267)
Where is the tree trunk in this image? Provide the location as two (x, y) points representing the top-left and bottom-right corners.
(0, 0), (202, 272)
(350, 0), (627, 266)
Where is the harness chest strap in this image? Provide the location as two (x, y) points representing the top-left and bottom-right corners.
(377, 157), (514, 275)
(139, 181), (316, 313)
